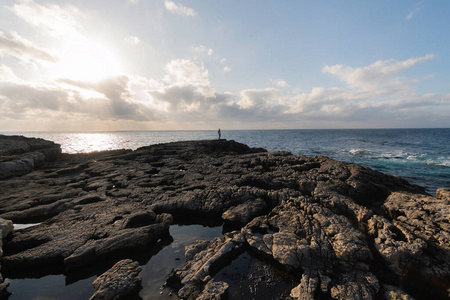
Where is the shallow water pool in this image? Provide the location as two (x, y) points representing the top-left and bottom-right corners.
(5, 223), (223, 300)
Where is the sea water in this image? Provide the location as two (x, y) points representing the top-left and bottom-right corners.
(4, 128), (449, 194)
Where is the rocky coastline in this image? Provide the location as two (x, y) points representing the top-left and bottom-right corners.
(0, 134), (449, 299)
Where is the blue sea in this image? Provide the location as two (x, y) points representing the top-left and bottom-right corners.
(3, 128), (449, 195)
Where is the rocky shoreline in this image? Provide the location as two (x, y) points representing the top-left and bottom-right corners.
(0, 135), (449, 299)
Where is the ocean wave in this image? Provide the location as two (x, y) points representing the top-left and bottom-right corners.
(349, 149), (372, 156)
(426, 159), (450, 168)
(406, 153), (427, 161)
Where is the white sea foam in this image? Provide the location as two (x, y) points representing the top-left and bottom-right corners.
(349, 149), (371, 156)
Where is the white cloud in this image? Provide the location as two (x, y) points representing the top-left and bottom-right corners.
(0, 64), (21, 82)
(165, 1), (198, 17)
(1, 55), (448, 130)
(125, 36), (141, 46)
(406, 11), (415, 20)
(237, 88), (281, 110)
(220, 58), (227, 64)
(223, 66), (231, 72)
(322, 54), (434, 93)
(270, 79), (289, 87)
(127, 0), (139, 3)
(0, 31), (58, 64)
(164, 59), (209, 85)
(7, 0), (84, 38)
(406, 2), (424, 20)
(192, 45), (213, 56)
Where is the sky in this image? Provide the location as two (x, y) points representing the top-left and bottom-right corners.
(0, 0), (449, 131)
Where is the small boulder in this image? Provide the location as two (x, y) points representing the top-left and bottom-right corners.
(90, 259), (142, 300)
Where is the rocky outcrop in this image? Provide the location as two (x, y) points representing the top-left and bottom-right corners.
(0, 135), (61, 179)
(0, 138), (448, 299)
(0, 218), (13, 298)
(90, 259), (142, 300)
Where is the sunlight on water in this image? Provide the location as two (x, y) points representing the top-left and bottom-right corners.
(63, 133), (122, 153)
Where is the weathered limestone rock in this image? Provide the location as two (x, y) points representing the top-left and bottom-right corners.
(436, 188), (450, 201)
(196, 280), (229, 300)
(0, 135), (61, 179)
(90, 259), (142, 300)
(290, 271), (319, 300)
(381, 284), (415, 300)
(221, 197), (267, 226)
(0, 218), (13, 298)
(0, 138), (447, 299)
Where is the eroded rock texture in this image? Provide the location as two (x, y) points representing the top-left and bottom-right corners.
(0, 137), (448, 299)
(0, 134), (61, 179)
(90, 259), (142, 300)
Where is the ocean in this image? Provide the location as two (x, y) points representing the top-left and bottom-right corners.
(3, 128), (449, 195)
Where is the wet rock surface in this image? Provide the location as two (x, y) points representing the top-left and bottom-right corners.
(0, 136), (449, 299)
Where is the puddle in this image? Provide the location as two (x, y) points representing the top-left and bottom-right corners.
(4, 223), (223, 300)
(5, 275), (95, 300)
(139, 224), (223, 299)
(214, 251), (298, 300)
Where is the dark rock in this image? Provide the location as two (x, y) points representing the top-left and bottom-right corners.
(0, 137), (447, 299)
(197, 279), (229, 300)
(0, 218), (13, 298)
(90, 259), (142, 300)
(0, 135), (61, 179)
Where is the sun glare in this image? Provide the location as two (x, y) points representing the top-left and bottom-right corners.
(56, 41), (120, 82)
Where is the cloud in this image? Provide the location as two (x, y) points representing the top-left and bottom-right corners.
(223, 66), (231, 72)
(441, 94), (450, 104)
(164, 59), (209, 85)
(192, 45), (213, 56)
(322, 54), (434, 94)
(7, 0), (84, 38)
(125, 36), (141, 46)
(0, 64), (21, 82)
(270, 79), (289, 87)
(406, 2), (424, 20)
(0, 31), (58, 64)
(165, 1), (198, 17)
(1, 55), (448, 130)
(237, 88), (282, 109)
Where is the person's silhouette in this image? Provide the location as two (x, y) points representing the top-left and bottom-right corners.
(218, 129), (221, 140)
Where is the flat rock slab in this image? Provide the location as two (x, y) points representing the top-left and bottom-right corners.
(90, 259), (142, 300)
(0, 138), (448, 299)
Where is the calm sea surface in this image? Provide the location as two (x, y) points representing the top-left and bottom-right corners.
(3, 129), (449, 194)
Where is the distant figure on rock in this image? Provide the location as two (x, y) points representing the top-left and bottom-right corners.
(218, 129), (221, 140)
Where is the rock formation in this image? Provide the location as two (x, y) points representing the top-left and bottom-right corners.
(0, 136), (448, 299)
(90, 259), (142, 300)
(0, 134), (61, 179)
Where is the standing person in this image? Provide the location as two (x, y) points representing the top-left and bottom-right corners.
(218, 128), (221, 140)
